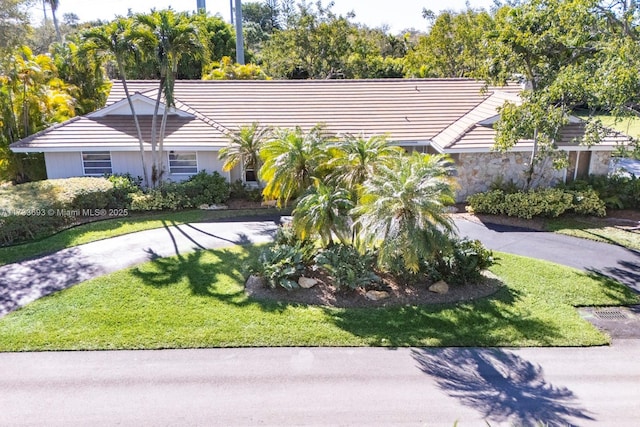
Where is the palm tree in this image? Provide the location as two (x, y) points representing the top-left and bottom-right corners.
(44, 0), (62, 42)
(136, 10), (201, 185)
(292, 179), (354, 247)
(259, 126), (328, 206)
(219, 122), (272, 189)
(83, 19), (150, 187)
(326, 133), (404, 192)
(352, 152), (457, 273)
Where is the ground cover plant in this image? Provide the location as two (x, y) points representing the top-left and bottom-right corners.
(0, 246), (636, 351)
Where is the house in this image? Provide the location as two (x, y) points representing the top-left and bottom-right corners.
(10, 79), (631, 200)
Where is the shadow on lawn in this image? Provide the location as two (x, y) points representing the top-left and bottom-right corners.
(411, 348), (594, 426)
(325, 287), (562, 347)
(132, 245), (290, 312)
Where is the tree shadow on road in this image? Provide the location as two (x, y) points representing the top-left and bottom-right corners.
(411, 347), (594, 426)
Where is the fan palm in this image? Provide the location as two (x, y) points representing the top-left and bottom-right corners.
(219, 122), (272, 189)
(353, 152), (457, 273)
(292, 179), (354, 247)
(83, 19), (150, 187)
(259, 126), (328, 206)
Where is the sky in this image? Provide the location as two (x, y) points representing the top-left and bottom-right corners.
(33, 0), (496, 33)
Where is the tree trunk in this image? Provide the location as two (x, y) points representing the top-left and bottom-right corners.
(118, 60), (150, 187)
(150, 78), (164, 186)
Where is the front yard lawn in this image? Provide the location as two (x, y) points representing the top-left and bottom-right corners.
(0, 246), (636, 351)
(0, 208), (282, 266)
(545, 216), (640, 251)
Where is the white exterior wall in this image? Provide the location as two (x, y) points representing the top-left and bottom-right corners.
(111, 152), (149, 179)
(44, 152), (84, 179)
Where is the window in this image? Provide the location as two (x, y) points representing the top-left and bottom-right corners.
(244, 167), (257, 183)
(82, 151), (112, 176)
(169, 152), (197, 175)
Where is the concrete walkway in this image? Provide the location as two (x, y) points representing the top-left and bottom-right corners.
(0, 215), (638, 316)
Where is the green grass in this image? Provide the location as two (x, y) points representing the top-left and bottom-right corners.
(0, 208), (283, 266)
(0, 247), (636, 351)
(545, 216), (640, 251)
(574, 111), (640, 138)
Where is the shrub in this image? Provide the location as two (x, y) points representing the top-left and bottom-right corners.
(180, 171), (230, 207)
(0, 205), (74, 246)
(467, 188), (606, 219)
(314, 244), (380, 291)
(563, 174), (640, 210)
(252, 244), (305, 291)
(229, 180), (262, 202)
(273, 225), (317, 264)
(424, 238), (495, 285)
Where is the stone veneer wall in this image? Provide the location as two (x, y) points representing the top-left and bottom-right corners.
(589, 151), (612, 176)
(454, 152), (575, 202)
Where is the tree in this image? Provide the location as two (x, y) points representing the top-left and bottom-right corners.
(44, 0), (62, 42)
(202, 56), (270, 80)
(404, 8), (494, 78)
(83, 18), (150, 186)
(219, 122), (272, 189)
(136, 9), (201, 185)
(259, 126), (328, 205)
(352, 153), (456, 273)
(0, 46), (74, 182)
(325, 134), (404, 193)
(487, 0), (605, 187)
(292, 178), (353, 247)
(0, 0), (31, 52)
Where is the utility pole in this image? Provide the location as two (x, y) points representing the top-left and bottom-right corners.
(234, 0), (245, 64)
(230, 0), (234, 24)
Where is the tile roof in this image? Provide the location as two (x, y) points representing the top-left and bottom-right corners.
(12, 78), (631, 153)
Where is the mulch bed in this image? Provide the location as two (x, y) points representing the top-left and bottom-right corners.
(245, 270), (503, 308)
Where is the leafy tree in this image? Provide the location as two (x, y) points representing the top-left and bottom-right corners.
(203, 56), (270, 80)
(487, 0), (606, 187)
(0, 0), (31, 52)
(0, 46), (74, 182)
(219, 122), (272, 189)
(404, 8), (494, 78)
(50, 38), (111, 115)
(259, 125), (328, 205)
(83, 18), (150, 186)
(352, 153), (456, 273)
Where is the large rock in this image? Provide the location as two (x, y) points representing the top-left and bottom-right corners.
(429, 280), (449, 294)
(246, 274), (266, 289)
(365, 290), (390, 301)
(298, 277), (318, 289)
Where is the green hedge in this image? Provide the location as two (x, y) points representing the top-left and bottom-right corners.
(466, 188), (606, 219)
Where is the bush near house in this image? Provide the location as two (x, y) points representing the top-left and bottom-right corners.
(561, 174), (640, 210)
(0, 172), (231, 246)
(466, 188), (606, 219)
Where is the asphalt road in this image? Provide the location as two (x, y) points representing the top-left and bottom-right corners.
(1, 343), (639, 426)
(1, 216), (639, 426)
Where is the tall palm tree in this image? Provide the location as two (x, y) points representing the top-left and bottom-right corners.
(259, 126), (328, 206)
(83, 19), (150, 187)
(292, 179), (353, 247)
(352, 152), (457, 273)
(136, 10), (201, 185)
(326, 133), (404, 192)
(219, 122), (272, 189)
(45, 0), (62, 42)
